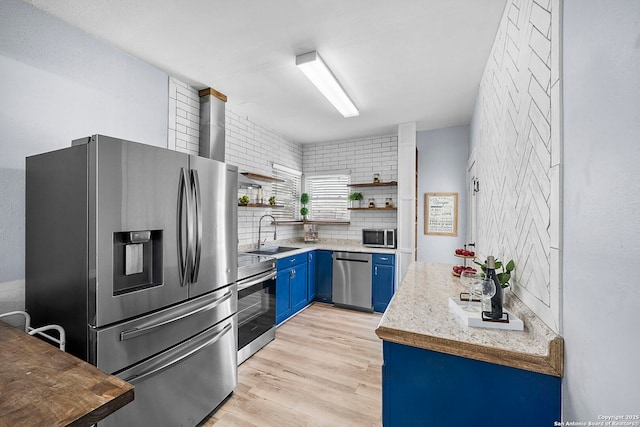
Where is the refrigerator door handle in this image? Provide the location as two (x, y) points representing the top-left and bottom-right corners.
(178, 168), (193, 287)
(121, 321), (232, 384)
(190, 169), (202, 284)
(119, 289), (234, 341)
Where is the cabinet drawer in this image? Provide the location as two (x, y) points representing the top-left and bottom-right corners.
(373, 253), (395, 266)
(277, 254), (306, 269)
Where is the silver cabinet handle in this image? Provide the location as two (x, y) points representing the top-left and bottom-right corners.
(379, 256), (389, 261)
(122, 322), (232, 384)
(290, 268), (296, 279)
(120, 290), (233, 341)
(375, 266), (378, 275)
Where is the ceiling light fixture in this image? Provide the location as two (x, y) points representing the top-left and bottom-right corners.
(295, 51), (359, 118)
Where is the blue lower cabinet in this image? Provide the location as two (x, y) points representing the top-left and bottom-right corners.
(382, 341), (561, 427)
(276, 254), (309, 325)
(307, 251), (316, 301)
(290, 263), (308, 313)
(276, 268), (292, 325)
(314, 250), (333, 303)
(372, 254), (395, 313)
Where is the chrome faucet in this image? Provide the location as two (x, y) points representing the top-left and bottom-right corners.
(258, 214), (277, 249)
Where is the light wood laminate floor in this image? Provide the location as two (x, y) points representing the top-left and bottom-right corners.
(204, 303), (383, 426)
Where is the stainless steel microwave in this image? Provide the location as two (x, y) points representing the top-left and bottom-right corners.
(362, 228), (396, 248)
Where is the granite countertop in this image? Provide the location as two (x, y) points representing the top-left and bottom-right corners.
(239, 240), (397, 259)
(375, 261), (564, 377)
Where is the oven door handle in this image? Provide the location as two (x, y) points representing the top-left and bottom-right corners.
(119, 290), (233, 341)
(121, 321), (232, 385)
(237, 270), (277, 291)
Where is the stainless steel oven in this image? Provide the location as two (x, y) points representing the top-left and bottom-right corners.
(237, 253), (276, 365)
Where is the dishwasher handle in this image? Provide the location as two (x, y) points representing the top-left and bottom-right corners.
(333, 252), (372, 263)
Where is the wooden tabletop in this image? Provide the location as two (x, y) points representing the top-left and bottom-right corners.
(0, 321), (134, 426)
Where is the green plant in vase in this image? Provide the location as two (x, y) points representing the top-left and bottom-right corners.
(268, 196), (276, 205)
(348, 192), (363, 208)
(239, 195), (250, 205)
(474, 258), (515, 289)
(300, 192), (310, 220)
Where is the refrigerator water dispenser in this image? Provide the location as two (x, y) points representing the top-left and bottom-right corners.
(113, 230), (163, 295)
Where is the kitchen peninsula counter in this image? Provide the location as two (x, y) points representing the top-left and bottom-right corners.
(375, 261), (563, 427)
(375, 261), (563, 376)
(0, 320), (134, 426)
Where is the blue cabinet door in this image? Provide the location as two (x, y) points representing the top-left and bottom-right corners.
(290, 263), (308, 313)
(372, 254), (395, 313)
(315, 250), (333, 303)
(307, 251), (316, 301)
(276, 268), (292, 325)
(382, 341), (561, 427)
(373, 264), (394, 312)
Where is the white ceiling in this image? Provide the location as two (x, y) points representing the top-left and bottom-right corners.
(23, 0), (507, 143)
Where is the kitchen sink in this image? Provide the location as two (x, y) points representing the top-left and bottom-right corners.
(246, 246), (299, 256)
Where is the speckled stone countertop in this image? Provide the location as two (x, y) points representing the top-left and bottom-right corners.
(239, 240), (396, 259)
(375, 262), (564, 377)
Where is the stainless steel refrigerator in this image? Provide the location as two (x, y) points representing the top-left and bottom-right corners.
(26, 135), (238, 426)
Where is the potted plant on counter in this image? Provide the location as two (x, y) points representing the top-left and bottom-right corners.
(238, 195), (250, 205)
(300, 192), (310, 221)
(474, 258), (515, 288)
(348, 192), (364, 208)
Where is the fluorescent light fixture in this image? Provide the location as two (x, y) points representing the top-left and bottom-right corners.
(296, 51), (359, 118)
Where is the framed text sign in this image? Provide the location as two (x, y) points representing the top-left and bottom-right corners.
(425, 192), (458, 236)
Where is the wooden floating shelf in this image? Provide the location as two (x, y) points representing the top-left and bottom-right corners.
(348, 207), (397, 211)
(239, 172), (284, 183)
(349, 181), (397, 187)
(238, 203), (284, 208)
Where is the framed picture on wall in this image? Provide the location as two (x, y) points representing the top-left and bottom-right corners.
(425, 192), (458, 236)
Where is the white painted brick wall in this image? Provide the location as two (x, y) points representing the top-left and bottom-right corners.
(472, 0), (561, 332)
(167, 79), (398, 249)
(303, 135), (398, 242)
(226, 109), (303, 249)
(168, 77), (200, 155)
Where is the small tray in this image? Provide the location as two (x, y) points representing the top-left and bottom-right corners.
(454, 254), (475, 259)
(448, 298), (524, 331)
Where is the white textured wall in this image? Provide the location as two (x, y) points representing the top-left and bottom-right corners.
(562, 0), (640, 420)
(0, 0), (168, 312)
(470, 0), (561, 332)
(303, 135), (398, 242)
(416, 126), (469, 263)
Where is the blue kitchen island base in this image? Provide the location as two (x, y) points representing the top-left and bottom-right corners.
(382, 341), (561, 427)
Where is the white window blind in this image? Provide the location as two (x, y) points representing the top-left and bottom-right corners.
(305, 174), (350, 221)
(272, 164), (302, 220)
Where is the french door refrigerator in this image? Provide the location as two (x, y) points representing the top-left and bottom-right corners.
(25, 135), (238, 426)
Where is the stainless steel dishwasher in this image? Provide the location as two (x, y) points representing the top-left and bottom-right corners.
(332, 252), (373, 312)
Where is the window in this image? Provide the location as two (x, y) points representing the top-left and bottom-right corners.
(305, 174), (350, 221)
(272, 163), (302, 220)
